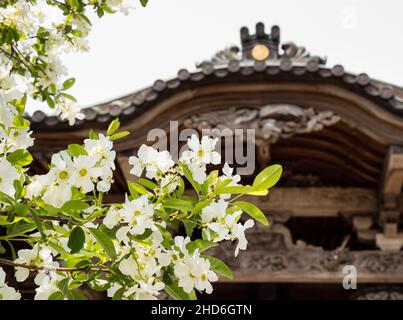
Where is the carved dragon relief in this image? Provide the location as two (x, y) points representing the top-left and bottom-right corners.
(183, 105), (340, 143)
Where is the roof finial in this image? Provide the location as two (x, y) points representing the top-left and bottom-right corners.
(240, 22), (280, 61)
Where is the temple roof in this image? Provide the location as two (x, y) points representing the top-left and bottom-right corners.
(28, 22), (403, 131)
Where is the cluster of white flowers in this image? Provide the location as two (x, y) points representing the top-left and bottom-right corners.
(172, 237), (218, 294)
(0, 157), (20, 197)
(0, 0), (135, 123)
(180, 134), (221, 183)
(105, 231), (218, 299)
(201, 199), (254, 257)
(26, 134), (116, 208)
(104, 194), (220, 299)
(0, 267), (21, 300)
(129, 134), (222, 185)
(0, 96), (28, 199)
(105, 194), (157, 239)
(109, 231), (169, 300)
(14, 243), (63, 300)
(129, 144), (175, 180)
(102, 0), (135, 15)
(127, 135), (256, 256)
(0, 95), (34, 155)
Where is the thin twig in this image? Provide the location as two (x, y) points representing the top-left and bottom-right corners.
(0, 257), (109, 273)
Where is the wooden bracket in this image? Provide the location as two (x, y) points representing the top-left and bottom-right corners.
(380, 146), (403, 221)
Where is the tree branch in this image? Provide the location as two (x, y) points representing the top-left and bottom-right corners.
(0, 257), (109, 273)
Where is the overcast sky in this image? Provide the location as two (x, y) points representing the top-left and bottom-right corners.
(27, 0), (403, 114)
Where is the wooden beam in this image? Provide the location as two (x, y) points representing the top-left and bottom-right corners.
(381, 145), (403, 209)
(242, 187), (377, 218)
(213, 249), (403, 284)
(105, 186), (378, 219)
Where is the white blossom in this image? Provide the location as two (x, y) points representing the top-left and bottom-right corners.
(179, 134), (221, 183)
(14, 244), (58, 283)
(0, 159), (20, 197)
(71, 155), (102, 193)
(0, 267), (21, 300)
(181, 134), (221, 165)
(2, 128), (35, 153)
(129, 144), (174, 179)
(34, 272), (64, 300)
(120, 195), (155, 234)
(0, 94), (15, 127)
(174, 250), (218, 294)
(56, 101), (85, 126)
(84, 134), (116, 171)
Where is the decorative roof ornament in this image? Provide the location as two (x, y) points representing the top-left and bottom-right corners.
(241, 22), (281, 61)
(197, 22), (326, 68)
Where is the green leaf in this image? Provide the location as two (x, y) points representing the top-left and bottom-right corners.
(29, 208), (46, 239)
(155, 223), (174, 247)
(176, 177), (185, 197)
(138, 178), (157, 190)
(139, 0), (148, 7)
(67, 144), (88, 157)
(14, 94), (27, 114)
(112, 287), (124, 300)
(164, 282), (196, 300)
(202, 170), (218, 195)
(127, 181), (148, 196)
(62, 77), (75, 90)
(96, 6), (104, 17)
(183, 220), (196, 237)
(109, 131), (130, 141)
(48, 240), (68, 256)
(46, 96), (55, 109)
(68, 290), (87, 300)
(89, 228), (117, 258)
(13, 180), (23, 199)
(5, 240), (16, 260)
(214, 178), (232, 195)
(181, 164), (201, 194)
(62, 200), (90, 213)
(0, 242), (5, 254)
(219, 185), (252, 195)
(57, 278), (70, 297)
(233, 201), (269, 225)
(48, 292), (65, 300)
(12, 115), (30, 128)
(189, 199), (212, 217)
(106, 118), (120, 136)
(7, 149), (33, 167)
(163, 199), (194, 212)
(0, 191), (13, 204)
(66, 0), (80, 10)
(203, 255), (233, 279)
(186, 239), (218, 254)
(14, 202), (29, 216)
(60, 92), (77, 102)
(67, 226), (85, 253)
(133, 228), (153, 241)
(89, 129), (99, 139)
(252, 164), (282, 191)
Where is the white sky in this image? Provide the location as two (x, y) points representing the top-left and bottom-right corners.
(27, 0), (403, 114)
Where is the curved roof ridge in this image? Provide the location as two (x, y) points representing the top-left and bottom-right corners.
(28, 23), (403, 129)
